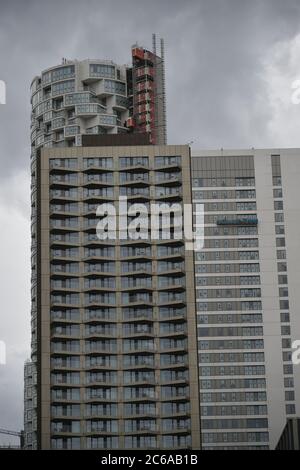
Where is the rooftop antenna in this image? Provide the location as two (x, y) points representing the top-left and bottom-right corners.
(160, 37), (167, 145)
(152, 33), (157, 55)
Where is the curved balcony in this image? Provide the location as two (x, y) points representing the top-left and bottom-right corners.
(155, 187), (182, 202)
(75, 103), (106, 117)
(84, 330), (116, 340)
(121, 253), (152, 263)
(84, 309), (117, 324)
(50, 174), (79, 187)
(160, 342), (188, 354)
(51, 363), (81, 372)
(155, 160), (182, 171)
(123, 358), (155, 370)
(50, 239), (80, 249)
(83, 250), (115, 261)
(64, 125), (80, 139)
(122, 309), (153, 323)
(50, 343), (81, 356)
(157, 276), (186, 292)
(159, 325), (187, 339)
(119, 164), (149, 173)
(50, 189), (79, 202)
(83, 173), (114, 187)
(50, 208), (79, 218)
(85, 341), (117, 354)
(85, 300), (116, 309)
(50, 300), (80, 309)
(85, 375), (117, 387)
(119, 173), (149, 187)
(160, 359), (189, 370)
(50, 263), (80, 278)
(157, 262), (185, 276)
(123, 390), (158, 402)
(123, 329), (154, 339)
(84, 359), (118, 372)
(155, 174), (182, 187)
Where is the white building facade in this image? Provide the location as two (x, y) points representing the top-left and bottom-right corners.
(192, 148), (300, 449)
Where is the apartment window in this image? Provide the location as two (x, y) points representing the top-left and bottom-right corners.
(277, 262), (287, 272)
(104, 79), (126, 95)
(286, 404), (296, 415)
(274, 201), (283, 210)
(86, 437), (118, 449)
(277, 250), (286, 260)
(52, 80), (75, 96)
(83, 157), (113, 169)
(280, 300), (289, 310)
(162, 435), (191, 449)
(120, 157), (148, 168)
(155, 156), (181, 167)
(282, 338), (291, 348)
(275, 225), (285, 235)
(284, 377), (294, 388)
(273, 176), (282, 186)
(90, 64), (115, 78)
(275, 213), (284, 223)
(280, 312), (290, 323)
(285, 391), (295, 401)
(51, 437), (80, 449)
(276, 238), (286, 247)
(283, 364), (293, 375)
(124, 436), (157, 449)
(273, 188), (283, 198)
(50, 158), (77, 169)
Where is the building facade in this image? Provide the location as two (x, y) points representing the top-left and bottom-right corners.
(191, 148), (300, 449)
(23, 361), (36, 449)
(27, 142), (201, 450)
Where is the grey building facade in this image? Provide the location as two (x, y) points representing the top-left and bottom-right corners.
(191, 149), (300, 449)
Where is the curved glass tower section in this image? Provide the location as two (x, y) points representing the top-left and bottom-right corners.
(30, 60), (130, 151)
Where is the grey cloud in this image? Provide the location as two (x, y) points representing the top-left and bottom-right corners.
(0, 0), (300, 177)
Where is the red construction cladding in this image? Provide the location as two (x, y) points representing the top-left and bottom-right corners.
(131, 46), (158, 144)
(132, 47), (144, 60)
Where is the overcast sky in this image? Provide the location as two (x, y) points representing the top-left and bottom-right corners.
(1, 0), (300, 445)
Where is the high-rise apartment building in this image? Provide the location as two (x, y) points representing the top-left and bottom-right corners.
(191, 149), (300, 449)
(27, 142), (201, 450)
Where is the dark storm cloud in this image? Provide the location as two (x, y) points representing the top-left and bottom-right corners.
(1, 0), (300, 178)
(1, 0), (300, 441)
